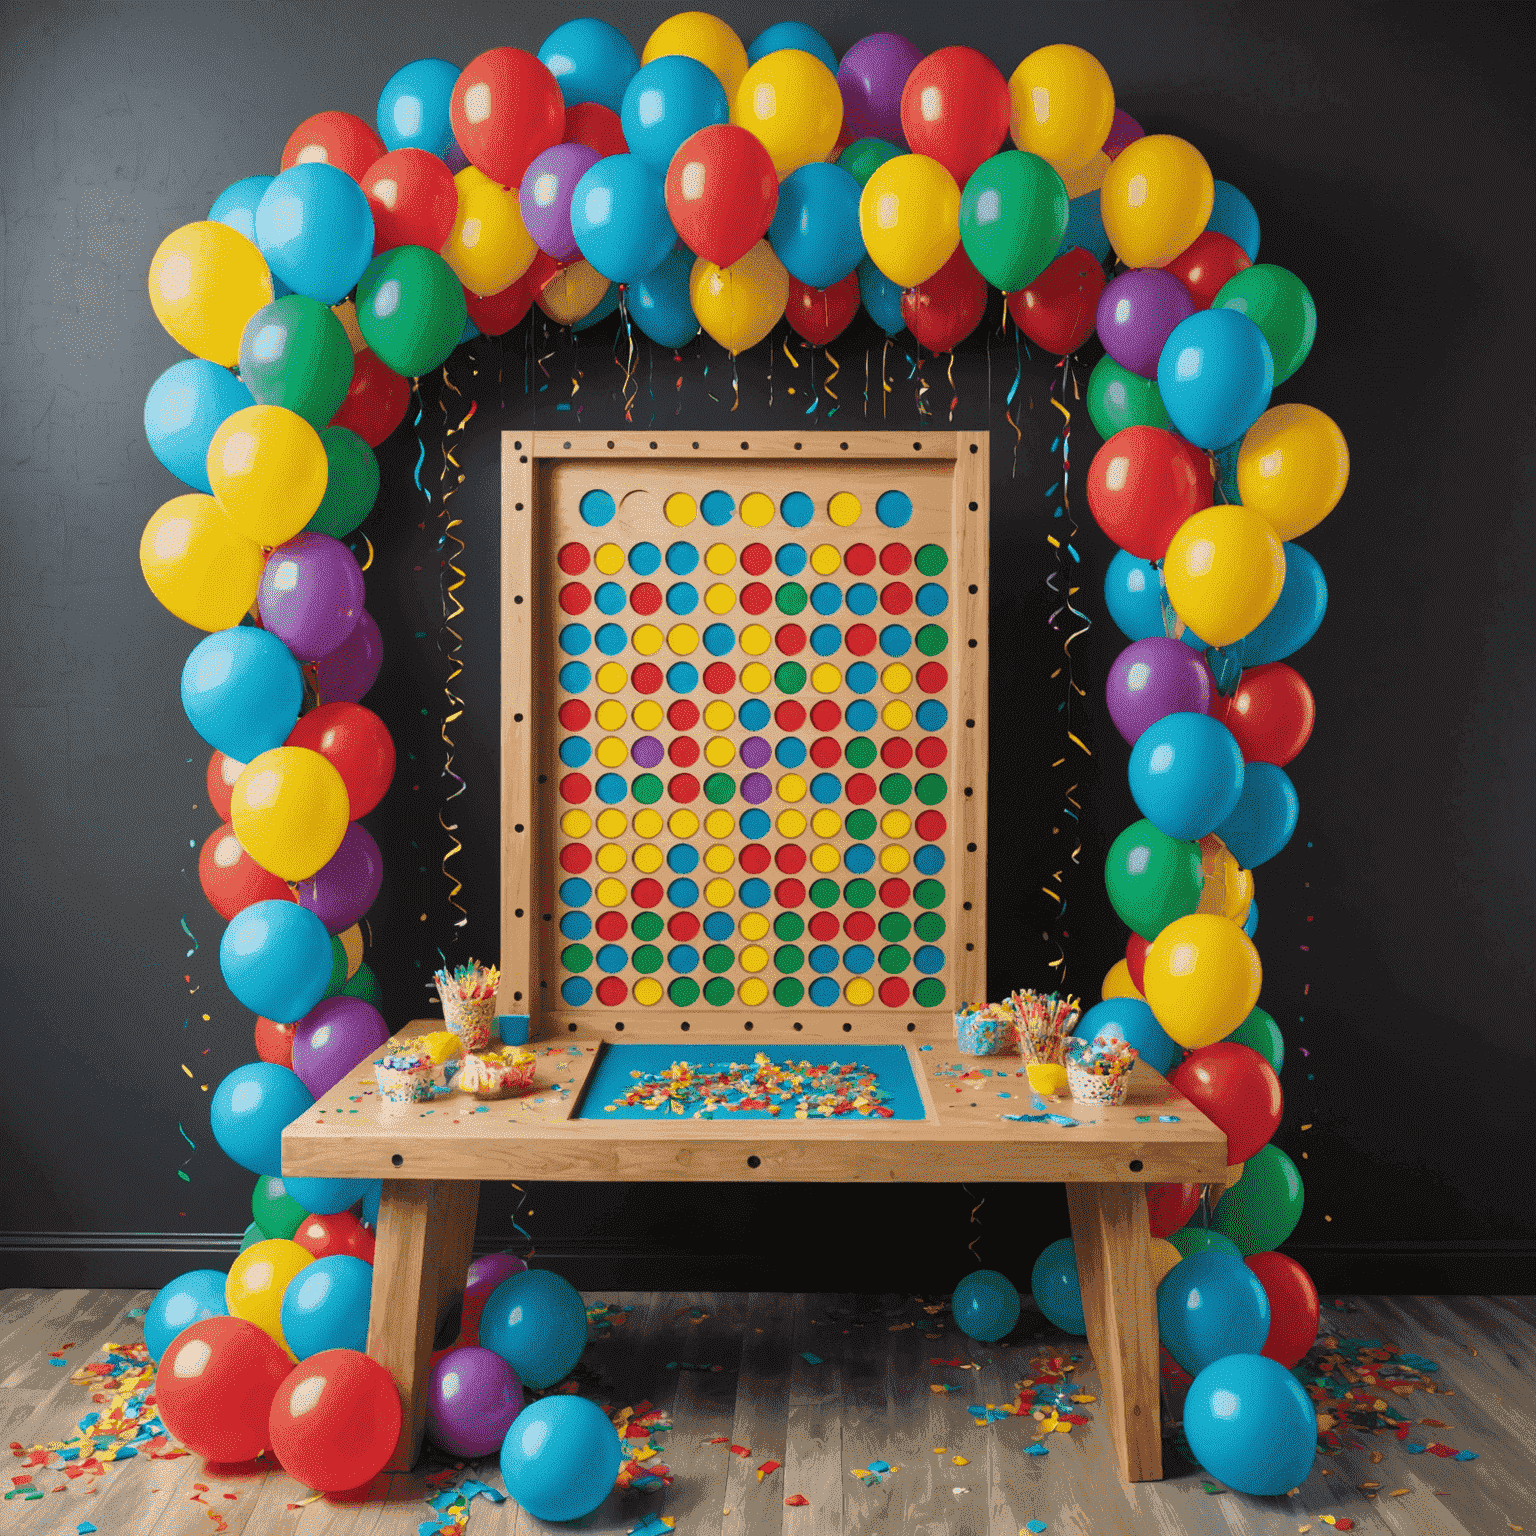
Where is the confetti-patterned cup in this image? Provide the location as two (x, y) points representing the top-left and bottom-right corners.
(442, 994), (495, 1052)
(955, 1009), (1009, 1056)
(374, 1051), (432, 1107)
(1066, 1060), (1131, 1105)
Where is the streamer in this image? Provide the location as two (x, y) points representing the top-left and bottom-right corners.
(824, 347), (840, 418)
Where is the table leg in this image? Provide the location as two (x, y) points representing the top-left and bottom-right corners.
(1065, 1182), (1162, 1482)
(367, 1178), (481, 1472)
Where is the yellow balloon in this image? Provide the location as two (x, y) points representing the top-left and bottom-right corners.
(1102, 958), (1143, 1001)
(338, 923), (364, 979)
(1100, 135), (1214, 269)
(1149, 1237), (1182, 1289)
(1237, 403), (1350, 542)
(207, 405), (327, 547)
(1144, 913), (1262, 1050)
(148, 222), (273, 367)
(733, 49), (843, 178)
(859, 154), (961, 289)
(534, 259), (610, 325)
(1224, 1160), (1245, 1187)
(443, 167), (536, 297)
(689, 241), (788, 355)
(643, 12), (749, 98)
(1163, 504), (1285, 649)
(226, 1238), (314, 1356)
(140, 494), (265, 631)
(1060, 151), (1110, 200)
(1198, 834), (1255, 926)
(231, 746), (350, 881)
(1008, 44), (1115, 175)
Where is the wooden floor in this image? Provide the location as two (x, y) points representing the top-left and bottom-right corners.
(2, 1287), (1531, 1535)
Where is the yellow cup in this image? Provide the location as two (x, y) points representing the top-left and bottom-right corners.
(1025, 1062), (1069, 1096)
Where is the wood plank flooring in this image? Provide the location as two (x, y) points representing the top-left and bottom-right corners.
(1, 1288), (1529, 1535)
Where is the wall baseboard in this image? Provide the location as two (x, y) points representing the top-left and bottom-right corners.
(3, 1231), (1533, 1296)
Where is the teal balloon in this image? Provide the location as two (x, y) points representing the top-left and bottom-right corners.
(857, 256), (905, 335)
(209, 1062), (314, 1177)
(1167, 1226), (1241, 1260)
(1087, 353), (1171, 439)
(181, 626), (302, 761)
(283, 1175), (372, 1214)
(952, 1269), (1021, 1342)
(1206, 181), (1260, 262)
(838, 138), (900, 188)
(238, 295), (353, 428)
(1128, 712), (1246, 842)
(1077, 998), (1181, 1076)
(1058, 190), (1109, 263)
(540, 19), (641, 114)
(342, 962), (383, 1009)
(377, 58), (460, 157)
(1103, 550), (1206, 650)
(210, 175), (274, 245)
(1157, 309), (1273, 451)
(959, 150), (1067, 293)
(239, 1221), (265, 1252)
(500, 1396), (622, 1523)
(572, 281), (620, 332)
(1030, 1237), (1085, 1335)
(1214, 762), (1298, 869)
(144, 360), (254, 494)
(748, 22), (838, 73)
(1225, 543), (1327, 667)
(360, 1180), (381, 1227)
(1157, 1253), (1270, 1376)
(281, 1254), (373, 1359)
(255, 163), (375, 306)
(307, 426), (379, 539)
(356, 245), (466, 378)
(144, 1270), (228, 1362)
(621, 55), (728, 172)
(480, 1269), (588, 1389)
(571, 155), (677, 285)
(1228, 1005), (1282, 1074)
(220, 900), (334, 1023)
(631, 247), (700, 348)
(771, 163), (864, 288)
(1184, 1355), (1316, 1495)
(1242, 899), (1259, 939)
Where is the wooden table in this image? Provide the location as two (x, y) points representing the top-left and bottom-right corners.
(283, 1022), (1227, 1485)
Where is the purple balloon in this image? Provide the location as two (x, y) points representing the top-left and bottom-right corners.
(293, 996), (391, 1099)
(426, 1346), (524, 1458)
(315, 609), (382, 702)
(1106, 637), (1215, 745)
(444, 138), (470, 174)
(258, 532), (365, 662)
(296, 822), (384, 933)
(466, 1251), (527, 1304)
(520, 143), (601, 262)
(1096, 270), (1196, 379)
(837, 33), (923, 146)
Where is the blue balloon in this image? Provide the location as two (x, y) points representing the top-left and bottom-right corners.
(280, 1254), (374, 1359)
(377, 58), (460, 156)
(500, 1395), (622, 1523)
(747, 22), (839, 73)
(1103, 550), (1207, 650)
(1057, 190), (1110, 263)
(360, 1179), (382, 1227)
(770, 163), (864, 288)
(1206, 181), (1261, 263)
(1157, 1252), (1270, 1376)
(209, 175), (273, 245)
(1225, 543), (1327, 666)
(255, 163), (375, 306)
(1242, 898), (1259, 938)
(952, 1269), (1021, 1342)
(144, 1269), (228, 1362)
(1077, 998), (1182, 1077)
(630, 247), (701, 348)
(282, 1175), (374, 1215)
(571, 156), (677, 285)
(1128, 712), (1245, 842)
(572, 281), (620, 332)
(480, 1269), (588, 1390)
(210, 1062), (314, 1177)
(1157, 309), (1273, 451)
(857, 256), (905, 336)
(1168, 1225), (1242, 1261)
(621, 55), (729, 172)
(220, 900), (334, 1023)
(144, 360), (254, 494)
(1215, 762), (1298, 869)
(1030, 1237), (1085, 1335)
(180, 626), (302, 761)
(240, 1221), (264, 1252)
(539, 19), (640, 114)
(1184, 1354), (1316, 1495)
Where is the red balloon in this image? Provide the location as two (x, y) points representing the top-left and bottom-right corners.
(451, 49), (565, 190)
(293, 1211), (377, 1263)
(1168, 1042), (1283, 1167)
(199, 824), (292, 921)
(1006, 247), (1105, 355)
(1086, 426), (1215, 561)
(361, 148), (459, 253)
(287, 702), (396, 819)
(901, 246), (988, 352)
(666, 125), (779, 270)
(1244, 1251), (1320, 1368)
(156, 1317), (292, 1463)
(207, 749), (245, 822)
(563, 101), (628, 159)
(466, 275), (533, 336)
(329, 349), (409, 448)
(1163, 230), (1252, 309)
(1146, 1180), (1200, 1239)
(786, 271), (861, 345)
(1218, 662), (1316, 766)
(254, 1016), (296, 1068)
(268, 1350), (401, 1492)
(281, 112), (386, 184)
(899, 46), (1011, 186)
(1125, 932), (1150, 994)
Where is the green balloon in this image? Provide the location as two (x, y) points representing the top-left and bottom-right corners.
(1214, 264), (1317, 385)
(1227, 1004), (1284, 1074)
(959, 150), (1067, 293)
(319, 935), (349, 1000)
(1212, 1143), (1304, 1254)
(238, 295), (354, 427)
(357, 246), (466, 379)
(251, 1175), (307, 1240)
(306, 425), (380, 538)
(1166, 1225), (1240, 1260)
(342, 961), (383, 1009)
(1087, 352), (1173, 438)
(837, 137), (901, 187)
(1104, 819), (1204, 940)
(239, 1221), (265, 1252)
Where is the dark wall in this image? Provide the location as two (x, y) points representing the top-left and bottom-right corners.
(3, 1), (1532, 1295)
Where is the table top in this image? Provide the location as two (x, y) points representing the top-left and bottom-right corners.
(281, 1022), (1228, 1186)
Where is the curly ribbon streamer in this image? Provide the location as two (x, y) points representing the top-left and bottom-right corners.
(354, 533), (374, 572)
(962, 1184), (985, 1264)
(863, 349), (870, 417)
(881, 338), (892, 417)
(947, 350), (957, 422)
(824, 348), (839, 417)
(412, 379), (429, 504)
(618, 288), (638, 422)
(1003, 300), (1025, 476)
(179, 915), (198, 956)
(510, 1181), (536, 1256)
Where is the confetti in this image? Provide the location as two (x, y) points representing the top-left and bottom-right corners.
(785, 1494), (810, 1507)
(1024, 1523), (1049, 1534)
(756, 1459), (780, 1481)
(801, 1352), (823, 1364)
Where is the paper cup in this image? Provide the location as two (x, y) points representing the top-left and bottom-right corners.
(1067, 1060), (1131, 1105)
(442, 994), (495, 1052)
(1025, 1062), (1069, 1096)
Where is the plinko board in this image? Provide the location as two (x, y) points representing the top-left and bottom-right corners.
(501, 433), (989, 1043)
(575, 1042), (931, 1120)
